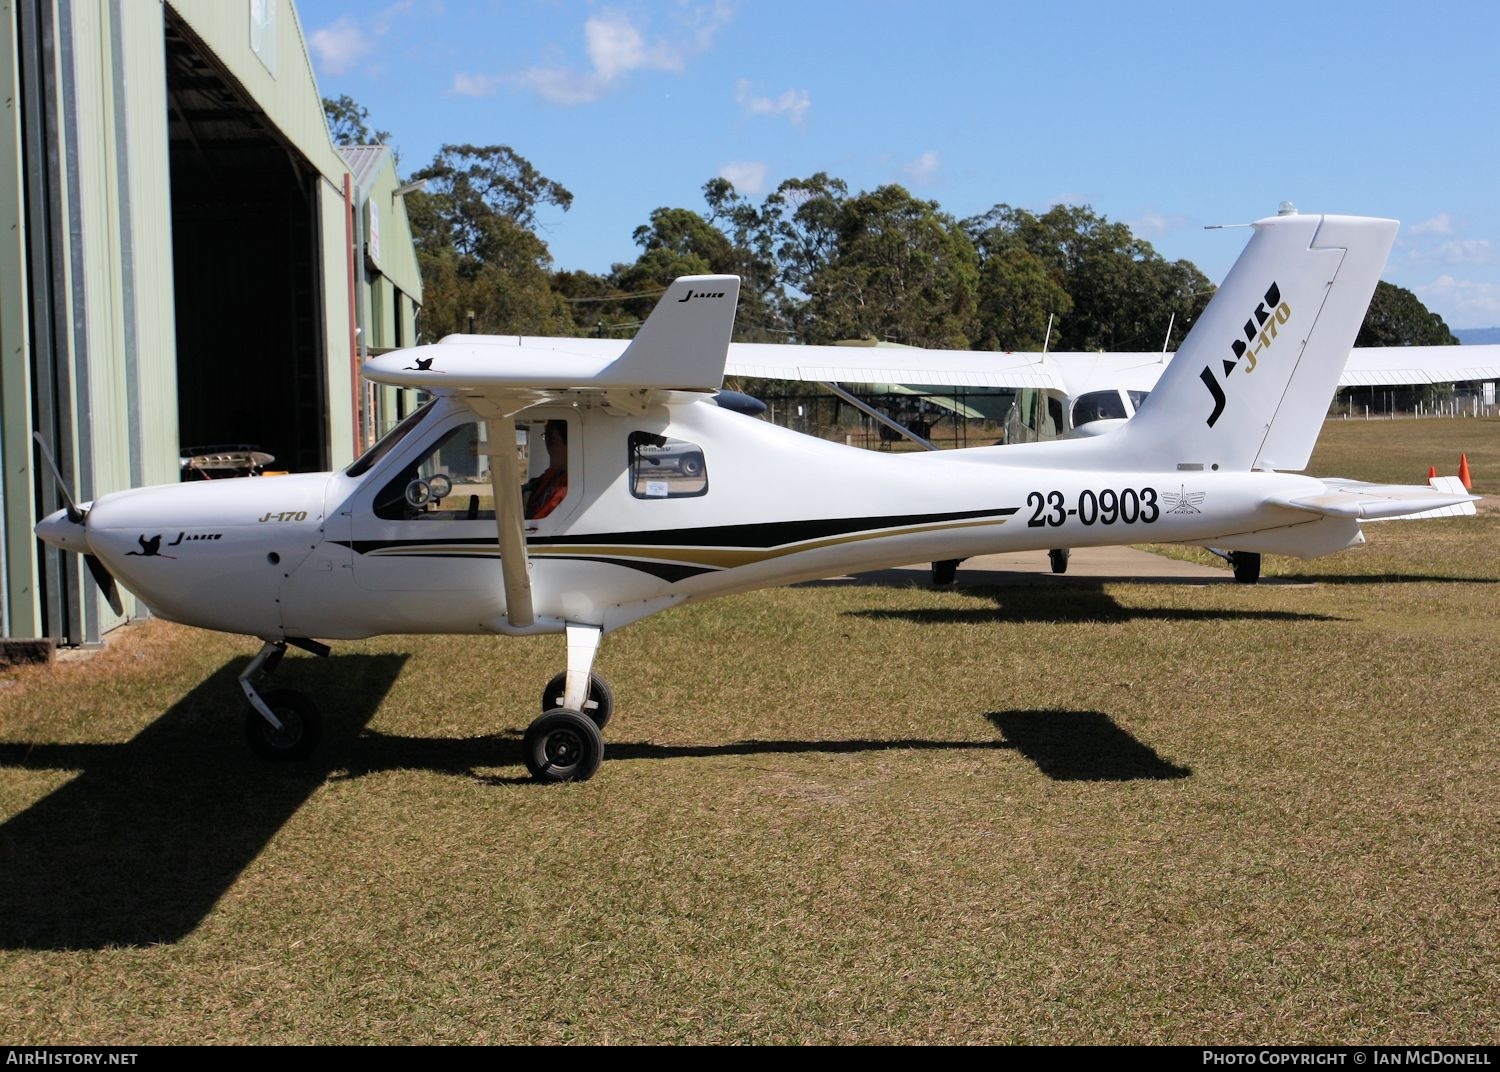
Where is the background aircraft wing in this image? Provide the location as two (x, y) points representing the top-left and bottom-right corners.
(1338, 345), (1500, 386)
(723, 342), (1067, 390)
(729, 341), (1500, 394)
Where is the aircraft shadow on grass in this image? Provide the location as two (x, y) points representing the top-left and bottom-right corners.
(0, 657), (1178, 949)
(839, 584), (1345, 626)
(335, 709), (1190, 788)
(0, 652), (406, 951)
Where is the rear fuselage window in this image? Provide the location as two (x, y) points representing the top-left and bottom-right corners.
(630, 432), (707, 499)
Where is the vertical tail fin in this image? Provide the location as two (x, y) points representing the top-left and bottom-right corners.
(1122, 213), (1397, 472)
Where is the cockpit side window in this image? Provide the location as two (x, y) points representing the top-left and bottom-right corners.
(371, 416), (577, 523)
(629, 432), (707, 499)
(348, 399), (435, 477)
(374, 421), (494, 521)
(1045, 396), (1064, 438)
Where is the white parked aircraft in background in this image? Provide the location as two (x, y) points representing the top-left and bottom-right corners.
(720, 340), (1500, 445)
(36, 212), (1478, 781)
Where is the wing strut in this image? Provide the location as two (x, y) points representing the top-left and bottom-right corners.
(484, 418), (535, 628)
(822, 382), (937, 451)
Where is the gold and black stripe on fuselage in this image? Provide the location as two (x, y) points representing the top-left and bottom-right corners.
(333, 505), (1019, 583)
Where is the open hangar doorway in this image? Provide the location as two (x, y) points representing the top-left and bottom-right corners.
(164, 12), (329, 475)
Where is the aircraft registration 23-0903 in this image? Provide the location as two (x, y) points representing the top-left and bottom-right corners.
(34, 210), (1479, 782)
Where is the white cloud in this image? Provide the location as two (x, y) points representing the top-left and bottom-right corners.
(452, 72), (503, 98)
(308, 17), (372, 76)
(903, 150), (940, 185)
(1130, 209), (1189, 238)
(1402, 221), (1494, 266)
(1410, 213), (1454, 236)
(719, 160), (768, 195)
(1413, 275), (1500, 326)
(1433, 238), (1493, 265)
(308, 3), (415, 76)
(586, 11), (680, 80)
(513, 6), (733, 106)
(735, 80), (811, 128)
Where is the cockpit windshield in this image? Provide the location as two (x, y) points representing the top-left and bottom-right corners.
(346, 399), (436, 478)
(1071, 390), (1128, 428)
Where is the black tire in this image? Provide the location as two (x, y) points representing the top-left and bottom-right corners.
(678, 452), (705, 478)
(931, 559), (959, 586)
(1049, 548), (1070, 574)
(524, 708), (604, 783)
(1231, 551), (1262, 585)
(541, 670), (614, 729)
(244, 689), (322, 761)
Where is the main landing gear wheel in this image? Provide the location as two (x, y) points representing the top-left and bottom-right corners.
(244, 688), (322, 761)
(540, 671), (615, 729)
(1230, 551), (1262, 585)
(1049, 548), (1071, 574)
(524, 708), (604, 783)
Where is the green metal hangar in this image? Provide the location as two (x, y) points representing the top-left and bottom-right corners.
(1, 0), (422, 651)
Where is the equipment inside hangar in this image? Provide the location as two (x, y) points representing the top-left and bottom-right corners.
(165, 11), (327, 473)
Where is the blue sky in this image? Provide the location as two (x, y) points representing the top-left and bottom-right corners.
(297, 0), (1500, 328)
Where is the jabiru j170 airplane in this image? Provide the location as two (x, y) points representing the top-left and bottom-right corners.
(34, 210), (1478, 782)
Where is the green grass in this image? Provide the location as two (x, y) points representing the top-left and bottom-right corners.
(0, 418), (1496, 1044)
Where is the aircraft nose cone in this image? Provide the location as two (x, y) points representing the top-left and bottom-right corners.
(35, 506), (91, 553)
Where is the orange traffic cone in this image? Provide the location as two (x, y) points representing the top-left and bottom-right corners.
(1427, 465), (1437, 483)
(1458, 453), (1473, 490)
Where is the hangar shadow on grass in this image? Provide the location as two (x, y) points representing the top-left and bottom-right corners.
(0, 652), (405, 951)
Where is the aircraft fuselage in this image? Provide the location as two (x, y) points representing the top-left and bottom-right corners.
(43, 394), (1356, 644)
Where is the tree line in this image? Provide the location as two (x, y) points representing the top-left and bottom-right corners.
(326, 97), (1457, 353)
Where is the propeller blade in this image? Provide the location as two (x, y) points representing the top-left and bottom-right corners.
(31, 431), (84, 523)
(84, 554), (124, 617)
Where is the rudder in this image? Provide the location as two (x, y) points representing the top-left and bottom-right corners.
(1121, 212), (1397, 473)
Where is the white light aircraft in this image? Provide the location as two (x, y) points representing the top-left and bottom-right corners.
(35, 212), (1479, 782)
(721, 340), (1500, 446)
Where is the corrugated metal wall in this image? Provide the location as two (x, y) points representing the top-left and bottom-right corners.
(0, 0), (411, 645)
(116, 2), (178, 490)
(0, 0), (38, 638)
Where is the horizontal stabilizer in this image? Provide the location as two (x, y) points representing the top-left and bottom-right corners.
(1270, 476), (1478, 520)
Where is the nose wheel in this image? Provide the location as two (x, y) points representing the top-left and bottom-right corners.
(238, 638), (329, 761)
(244, 688), (322, 761)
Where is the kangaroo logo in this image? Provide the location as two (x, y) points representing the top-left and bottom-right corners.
(1199, 281), (1291, 427)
